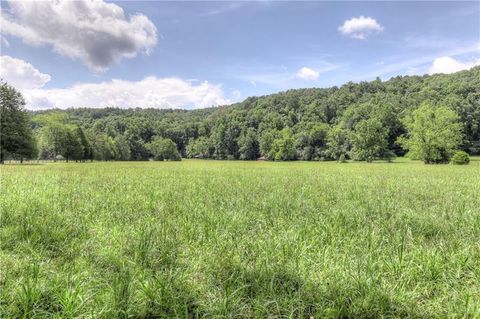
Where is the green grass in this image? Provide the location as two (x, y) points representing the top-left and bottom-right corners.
(1, 159), (480, 318)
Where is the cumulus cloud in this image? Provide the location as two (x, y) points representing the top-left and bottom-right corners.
(428, 56), (480, 74)
(1, 0), (157, 71)
(0, 55), (51, 89)
(297, 67), (319, 80)
(21, 76), (229, 110)
(338, 16), (383, 40)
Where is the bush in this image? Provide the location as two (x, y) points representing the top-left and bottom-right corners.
(451, 150), (470, 165)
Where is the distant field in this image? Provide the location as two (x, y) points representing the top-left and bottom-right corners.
(1, 159), (479, 318)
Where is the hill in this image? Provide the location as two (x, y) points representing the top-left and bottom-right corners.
(31, 67), (480, 161)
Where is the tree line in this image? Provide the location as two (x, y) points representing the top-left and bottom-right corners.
(1, 66), (479, 164)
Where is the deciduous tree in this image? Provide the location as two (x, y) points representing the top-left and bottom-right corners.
(0, 82), (37, 163)
(398, 102), (463, 164)
(146, 137), (181, 161)
(350, 118), (389, 163)
(326, 125), (350, 161)
(238, 128), (259, 160)
(270, 129), (297, 161)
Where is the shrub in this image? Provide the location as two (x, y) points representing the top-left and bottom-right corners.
(451, 150), (470, 165)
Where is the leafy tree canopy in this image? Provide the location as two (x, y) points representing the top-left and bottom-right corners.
(0, 82), (37, 163)
(146, 137), (181, 161)
(19, 66), (480, 163)
(398, 102), (463, 164)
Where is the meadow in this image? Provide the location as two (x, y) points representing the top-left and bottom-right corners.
(1, 159), (479, 318)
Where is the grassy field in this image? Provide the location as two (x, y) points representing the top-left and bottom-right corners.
(1, 159), (479, 318)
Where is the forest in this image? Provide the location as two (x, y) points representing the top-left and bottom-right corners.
(1, 66), (479, 164)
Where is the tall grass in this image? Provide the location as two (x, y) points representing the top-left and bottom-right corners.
(1, 159), (479, 317)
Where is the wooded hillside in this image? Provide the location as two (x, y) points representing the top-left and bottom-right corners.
(24, 66), (480, 161)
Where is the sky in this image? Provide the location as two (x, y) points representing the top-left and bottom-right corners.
(1, 0), (479, 110)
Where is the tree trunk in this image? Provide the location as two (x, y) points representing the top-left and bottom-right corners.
(20, 157), (23, 164)
(0, 151), (4, 164)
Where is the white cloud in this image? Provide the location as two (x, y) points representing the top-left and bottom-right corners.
(21, 76), (229, 110)
(297, 67), (319, 80)
(0, 55), (51, 89)
(338, 16), (383, 40)
(238, 61), (340, 88)
(428, 56), (480, 74)
(350, 42), (480, 82)
(231, 89), (241, 100)
(1, 0), (157, 71)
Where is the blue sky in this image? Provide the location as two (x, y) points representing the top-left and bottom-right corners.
(1, 1), (479, 109)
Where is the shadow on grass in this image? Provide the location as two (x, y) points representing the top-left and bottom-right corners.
(206, 257), (434, 318)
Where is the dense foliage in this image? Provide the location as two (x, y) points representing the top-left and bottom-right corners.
(398, 102), (463, 163)
(146, 137), (181, 161)
(451, 150), (470, 165)
(31, 67), (479, 163)
(0, 82), (37, 163)
(2, 67), (479, 163)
